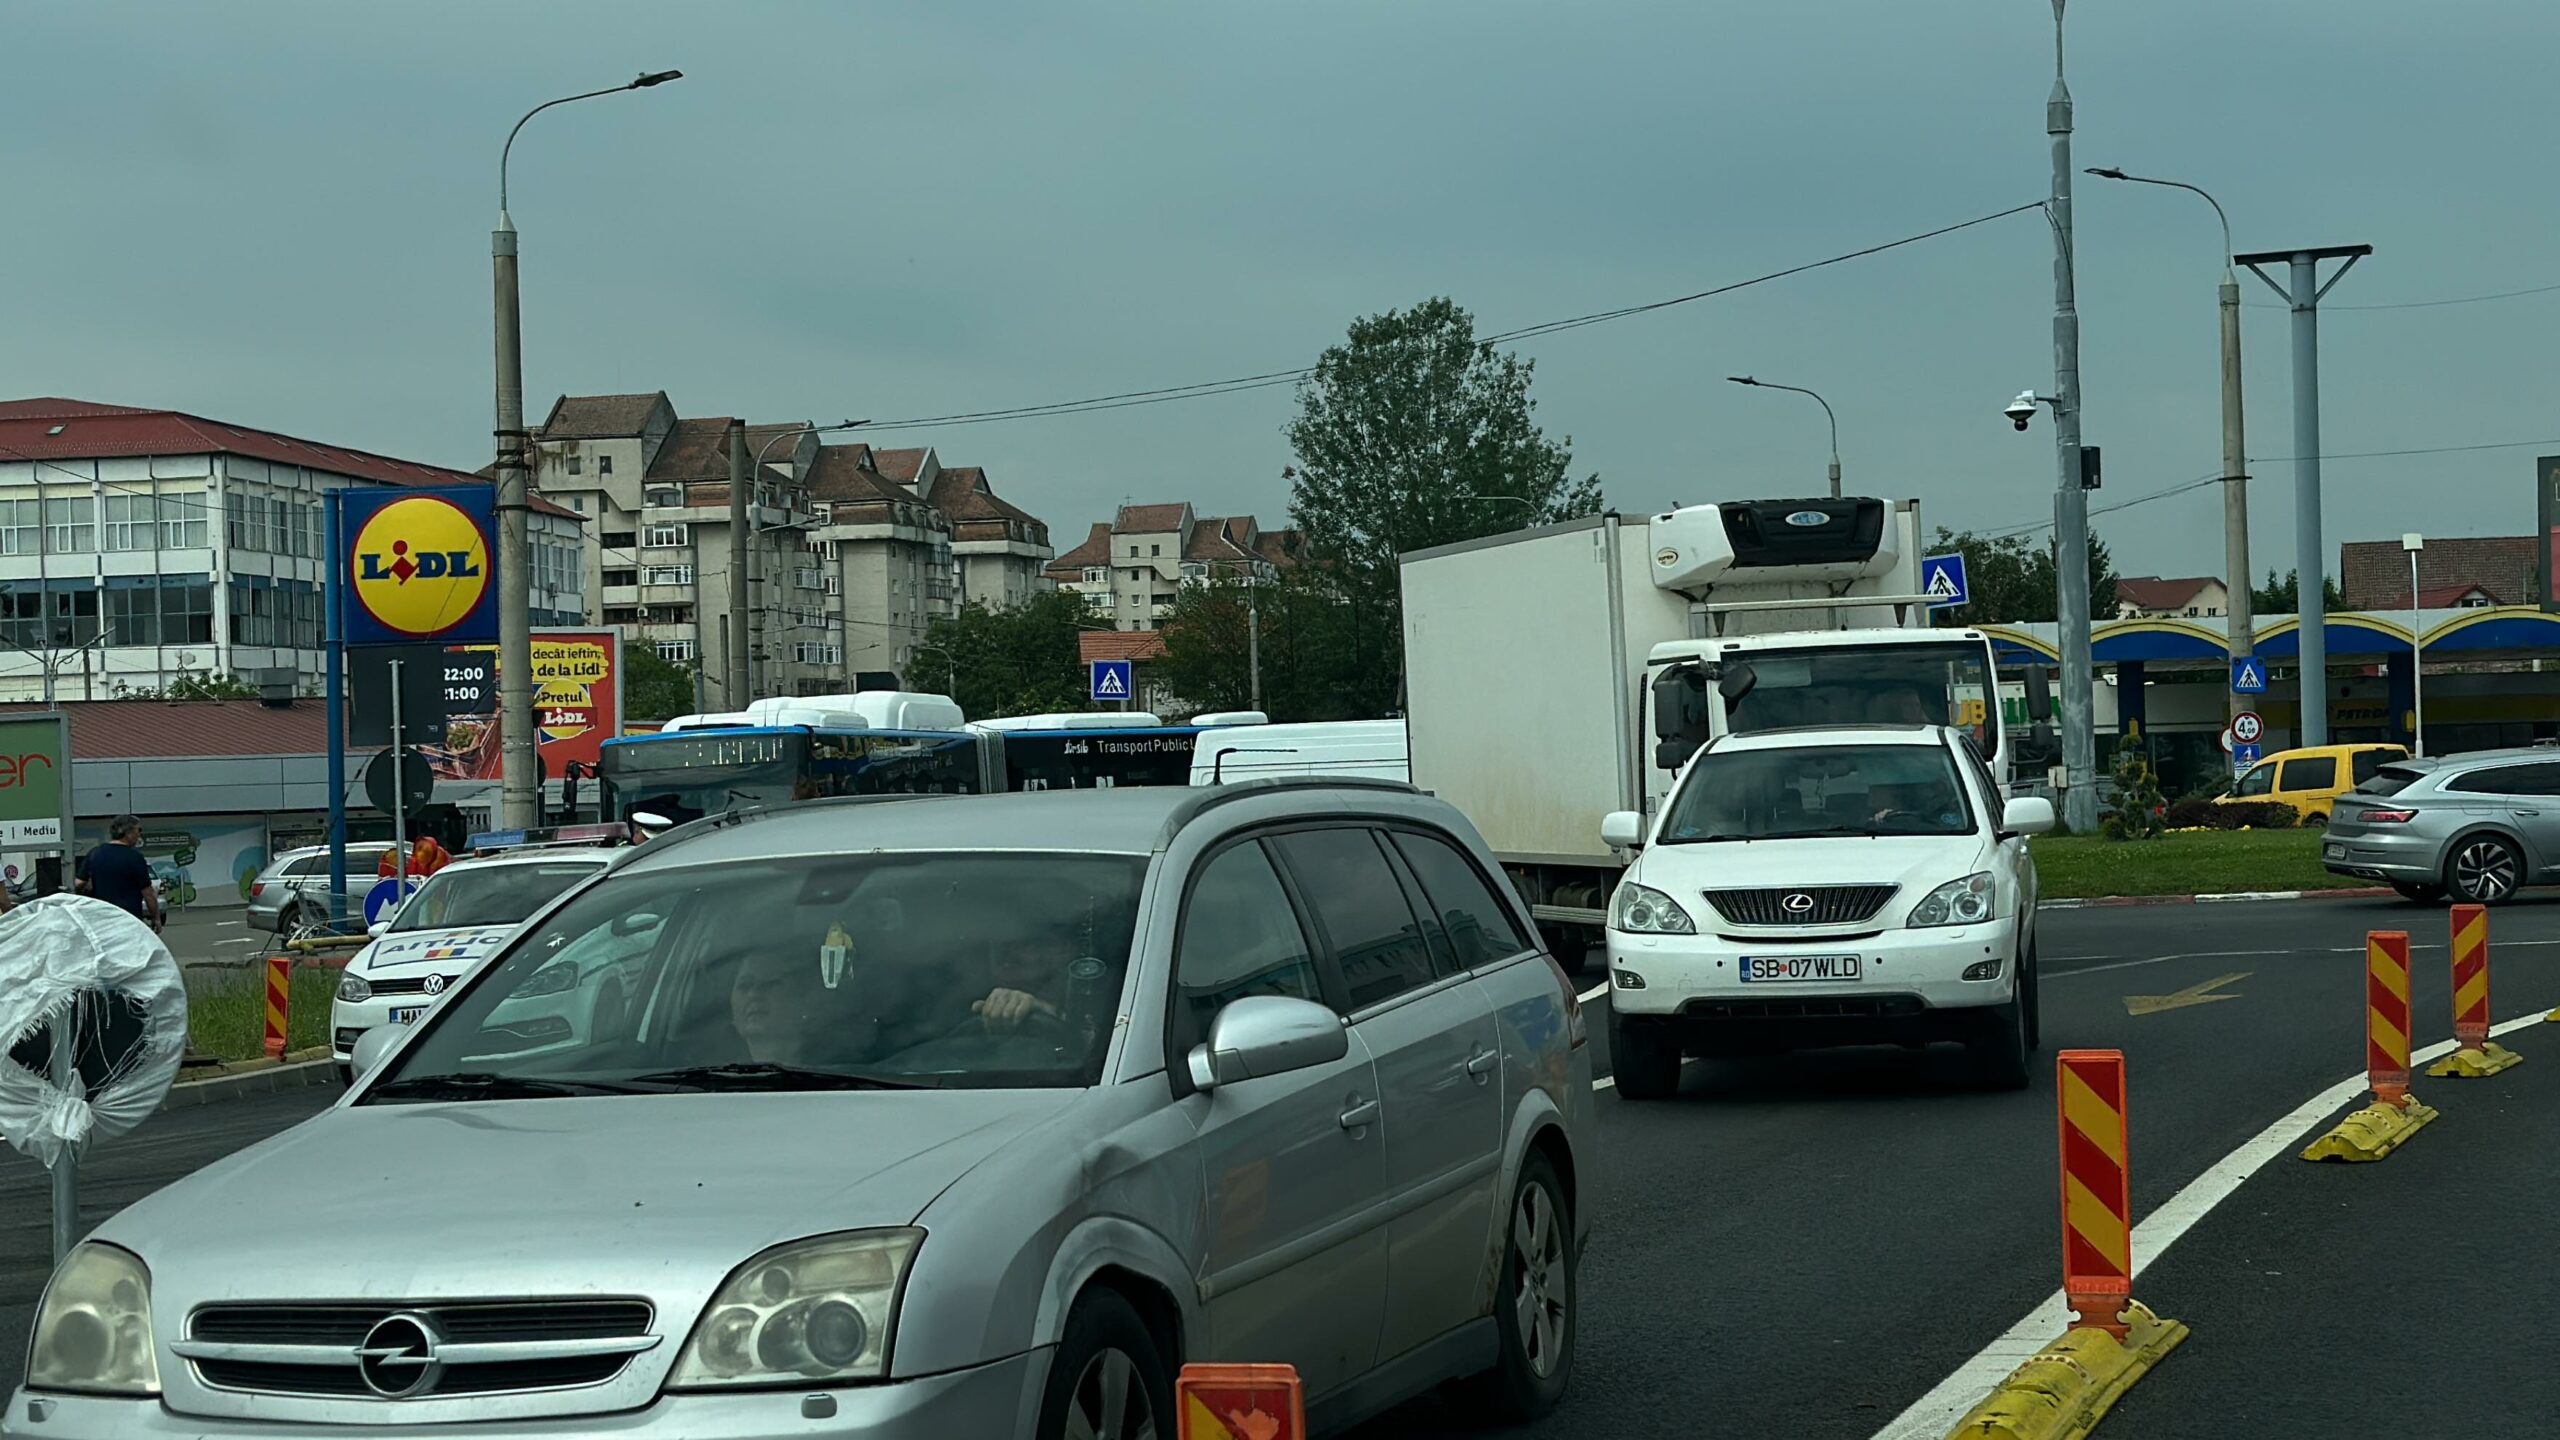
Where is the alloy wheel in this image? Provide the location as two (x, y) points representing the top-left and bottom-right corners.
(1062, 1347), (1156, 1440)
(1511, 1180), (1569, 1379)
(2453, 840), (2520, 902)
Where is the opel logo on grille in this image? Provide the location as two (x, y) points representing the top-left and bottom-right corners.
(356, 1312), (446, 1398)
(1781, 892), (1816, 915)
(422, 973), (448, 996)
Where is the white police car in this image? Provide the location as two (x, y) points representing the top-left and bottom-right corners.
(329, 840), (625, 1079)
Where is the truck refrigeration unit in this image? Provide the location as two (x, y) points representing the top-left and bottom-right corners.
(1399, 497), (2005, 971)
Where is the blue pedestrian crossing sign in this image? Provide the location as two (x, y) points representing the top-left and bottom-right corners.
(2230, 656), (2269, 694)
(1920, 553), (1968, 609)
(1089, 659), (1134, 702)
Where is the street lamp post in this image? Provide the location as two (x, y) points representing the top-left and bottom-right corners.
(2045, 0), (2099, 835)
(1727, 376), (1841, 498)
(2085, 167), (2253, 735)
(493, 69), (680, 828)
(2403, 532), (2426, 756)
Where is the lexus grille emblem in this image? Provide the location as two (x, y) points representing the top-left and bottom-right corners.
(1781, 892), (1816, 915)
(422, 974), (448, 996)
(356, 1312), (446, 1398)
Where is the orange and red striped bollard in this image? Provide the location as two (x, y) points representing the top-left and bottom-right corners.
(263, 955), (290, 1061)
(2057, 1049), (2135, 1337)
(2302, 930), (2440, 1160)
(2426, 904), (2522, 1078)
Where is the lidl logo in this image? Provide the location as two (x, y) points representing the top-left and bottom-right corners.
(349, 495), (493, 640)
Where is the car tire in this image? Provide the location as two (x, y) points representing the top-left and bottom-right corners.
(1607, 1013), (1681, 1100)
(1449, 1150), (1574, 1424)
(2445, 834), (2525, 906)
(275, 903), (303, 936)
(1967, 995), (2031, 1091)
(1035, 1289), (1170, 1440)
(2391, 881), (2446, 904)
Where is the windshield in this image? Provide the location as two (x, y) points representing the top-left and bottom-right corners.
(388, 861), (604, 933)
(1661, 742), (1976, 841)
(2233, 762), (2276, 797)
(367, 850), (1147, 1097)
(600, 730), (983, 825)
(1722, 641), (1997, 762)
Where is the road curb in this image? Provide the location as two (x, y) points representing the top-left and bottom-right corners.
(2041, 887), (2393, 910)
(160, 1056), (338, 1111)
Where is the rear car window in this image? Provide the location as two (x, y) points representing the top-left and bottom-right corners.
(2360, 765), (2426, 798)
(1390, 831), (1529, 969)
(2278, 756), (2337, 791)
(2445, 761), (2560, 797)
(1271, 828), (1436, 1010)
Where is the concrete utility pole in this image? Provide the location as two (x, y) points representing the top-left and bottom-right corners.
(493, 70), (681, 826)
(2046, 0), (2098, 835)
(1727, 376), (1841, 498)
(2236, 242), (2370, 748)
(726, 418), (750, 706)
(2403, 531), (2426, 756)
(2085, 167), (2253, 732)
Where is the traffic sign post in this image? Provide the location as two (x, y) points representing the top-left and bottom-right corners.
(1089, 659), (1134, 706)
(2230, 657), (2268, 695)
(1920, 553), (1969, 610)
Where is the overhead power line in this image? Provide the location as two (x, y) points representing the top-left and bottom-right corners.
(1986, 435), (2560, 540)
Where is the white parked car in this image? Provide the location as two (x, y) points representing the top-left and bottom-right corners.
(1598, 724), (2053, 1097)
(329, 849), (638, 1079)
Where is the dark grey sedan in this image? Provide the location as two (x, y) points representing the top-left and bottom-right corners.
(2322, 748), (2560, 904)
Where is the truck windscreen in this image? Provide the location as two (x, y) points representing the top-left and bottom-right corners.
(1722, 641), (1998, 762)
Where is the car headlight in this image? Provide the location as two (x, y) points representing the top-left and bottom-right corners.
(336, 972), (372, 1003)
(667, 1230), (921, 1389)
(514, 961), (579, 998)
(27, 1242), (160, 1395)
(1909, 872), (1997, 928)
(1610, 881), (1696, 935)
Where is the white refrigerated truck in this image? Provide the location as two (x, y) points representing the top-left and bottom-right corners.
(1399, 497), (2006, 969)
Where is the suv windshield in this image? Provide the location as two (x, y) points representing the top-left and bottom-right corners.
(1721, 642), (1997, 762)
(367, 850), (1146, 1097)
(389, 861), (605, 933)
(1661, 741), (1974, 841)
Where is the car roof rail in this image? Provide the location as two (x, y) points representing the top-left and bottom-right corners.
(1157, 775), (1425, 845)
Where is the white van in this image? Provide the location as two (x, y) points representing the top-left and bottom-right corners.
(1190, 719), (1410, 785)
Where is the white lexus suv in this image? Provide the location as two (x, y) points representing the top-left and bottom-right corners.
(1598, 724), (2053, 1097)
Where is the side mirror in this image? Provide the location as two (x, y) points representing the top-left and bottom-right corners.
(348, 1025), (403, 1081)
(367, 920), (390, 938)
(1717, 660), (1758, 705)
(1600, 811), (1645, 849)
(1185, 996), (1347, 1091)
(2001, 797), (2056, 836)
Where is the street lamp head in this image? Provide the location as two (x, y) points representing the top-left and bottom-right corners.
(2084, 166), (2128, 180)
(2401, 532), (2425, 554)
(632, 70), (684, 88)
(1726, 375), (1759, 387)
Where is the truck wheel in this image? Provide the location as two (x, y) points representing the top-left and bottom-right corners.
(1542, 926), (1595, 976)
(1607, 1013), (1681, 1100)
(1966, 998), (2031, 1091)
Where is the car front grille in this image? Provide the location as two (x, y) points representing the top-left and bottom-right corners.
(1702, 884), (1898, 927)
(367, 974), (457, 997)
(181, 1300), (656, 1399)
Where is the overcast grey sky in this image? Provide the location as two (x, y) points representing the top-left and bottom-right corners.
(6, 1), (2554, 581)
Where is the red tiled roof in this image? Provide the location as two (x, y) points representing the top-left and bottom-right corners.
(1253, 528), (1306, 566)
(1079, 630), (1166, 664)
(539, 393), (668, 439)
(0, 699), (375, 761)
(1115, 502), (1190, 534)
(2417, 583), (2500, 607)
(744, 423), (812, 476)
(1183, 517), (1256, 562)
(1048, 522), (1114, 574)
(807, 444), (913, 506)
(2341, 536), (2536, 610)
(643, 417), (739, 485)
(2113, 575), (2220, 612)
(871, 447), (932, 486)
(0, 396), (584, 521)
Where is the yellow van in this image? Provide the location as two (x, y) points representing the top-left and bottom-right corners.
(2215, 743), (2408, 824)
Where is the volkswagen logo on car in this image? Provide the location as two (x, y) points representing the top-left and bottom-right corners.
(422, 973), (448, 996)
(356, 1312), (447, 1398)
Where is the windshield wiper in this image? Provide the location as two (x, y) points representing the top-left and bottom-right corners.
(1660, 832), (1754, 844)
(364, 1071), (642, 1102)
(627, 1062), (929, 1093)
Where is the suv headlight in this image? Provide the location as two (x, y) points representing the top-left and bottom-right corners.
(667, 1230), (921, 1389)
(1610, 881), (1696, 935)
(28, 1243), (160, 1395)
(336, 971), (373, 1003)
(1909, 872), (1997, 928)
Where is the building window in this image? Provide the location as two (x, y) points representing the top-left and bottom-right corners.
(603, 568), (639, 588)
(160, 494), (208, 550)
(568, 495), (586, 513)
(646, 564), (694, 586)
(648, 488), (681, 508)
(1180, 562), (1208, 580)
(1152, 592), (1176, 607)
(793, 566), (822, 591)
(101, 494), (153, 551)
(823, 573), (841, 596)
(567, 453), (583, 475)
(793, 641), (842, 666)
(657, 638), (697, 662)
(643, 523), (687, 548)
(1150, 543), (1161, 557)
(1082, 566), (1105, 584)
(46, 497), (95, 554)
(602, 530), (637, 551)
(598, 454), (614, 476)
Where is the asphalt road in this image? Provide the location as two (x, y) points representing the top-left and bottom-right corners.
(6, 895), (2556, 1434)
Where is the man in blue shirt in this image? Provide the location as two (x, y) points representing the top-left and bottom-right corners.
(79, 814), (163, 932)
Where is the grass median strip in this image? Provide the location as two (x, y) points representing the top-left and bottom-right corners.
(185, 965), (339, 1062)
(2029, 829), (2373, 900)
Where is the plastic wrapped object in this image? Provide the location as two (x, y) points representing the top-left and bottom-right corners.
(0, 893), (187, 1168)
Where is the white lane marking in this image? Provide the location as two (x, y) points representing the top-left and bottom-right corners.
(2045, 949), (2292, 980)
(1867, 1008), (2551, 1440)
(1578, 980), (1611, 1004)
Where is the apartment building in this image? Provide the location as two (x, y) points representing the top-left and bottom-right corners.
(1046, 502), (1306, 630)
(0, 397), (587, 701)
(532, 395), (1051, 700)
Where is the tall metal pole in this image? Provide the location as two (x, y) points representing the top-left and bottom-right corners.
(2238, 243), (2367, 750)
(1247, 583), (1263, 711)
(2220, 272), (2253, 731)
(726, 419), (750, 706)
(2406, 538), (2426, 756)
(50, 1008), (77, 1261)
(389, 657), (408, 883)
(323, 491), (348, 923)
(492, 72), (682, 828)
(2047, 1), (2097, 834)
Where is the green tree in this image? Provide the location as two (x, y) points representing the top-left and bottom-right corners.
(920, 591), (1096, 719)
(110, 672), (261, 700)
(623, 644), (698, 722)
(2253, 568), (2344, 615)
(1155, 567), (1390, 721)
(1927, 527), (2120, 622)
(1284, 296), (1602, 702)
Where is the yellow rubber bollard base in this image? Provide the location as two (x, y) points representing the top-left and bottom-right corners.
(2299, 1096), (2440, 1162)
(2425, 1043), (2522, 1079)
(1944, 1300), (2189, 1440)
